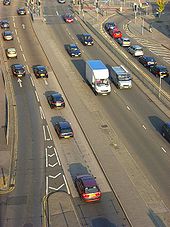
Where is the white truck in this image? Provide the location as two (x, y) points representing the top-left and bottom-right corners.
(110, 65), (132, 89)
(86, 60), (111, 95)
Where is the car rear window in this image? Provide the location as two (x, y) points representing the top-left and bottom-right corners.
(85, 186), (99, 194)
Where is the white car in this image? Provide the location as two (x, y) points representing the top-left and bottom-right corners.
(6, 48), (17, 59)
(128, 45), (144, 57)
(117, 37), (131, 47)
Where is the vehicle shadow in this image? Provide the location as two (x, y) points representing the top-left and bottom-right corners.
(69, 163), (91, 181)
(44, 90), (56, 98)
(51, 116), (66, 127)
(148, 115), (165, 133)
(76, 34), (82, 43)
(64, 44), (69, 52)
(71, 59), (86, 80)
(148, 208), (167, 227)
(92, 217), (116, 227)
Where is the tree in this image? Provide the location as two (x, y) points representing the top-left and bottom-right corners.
(156, 0), (168, 15)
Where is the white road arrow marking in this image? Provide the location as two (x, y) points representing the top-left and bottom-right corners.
(17, 78), (22, 87)
(49, 173), (61, 179)
(49, 162), (58, 167)
(47, 145), (53, 149)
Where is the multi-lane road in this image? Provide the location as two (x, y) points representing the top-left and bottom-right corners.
(0, 0), (170, 226)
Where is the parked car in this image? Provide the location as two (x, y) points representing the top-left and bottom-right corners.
(6, 47), (17, 58)
(117, 37), (131, 47)
(81, 33), (94, 46)
(162, 122), (170, 142)
(104, 22), (117, 32)
(75, 174), (101, 202)
(109, 29), (122, 39)
(3, 0), (11, 5)
(63, 13), (74, 23)
(33, 65), (48, 78)
(67, 44), (81, 57)
(2, 30), (13, 40)
(149, 65), (169, 77)
(47, 92), (65, 109)
(128, 45), (144, 57)
(11, 64), (26, 77)
(55, 121), (74, 139)
(17, 7), (26, 15)
(0, 20), (10, 29)
(138, 56), (157, 68)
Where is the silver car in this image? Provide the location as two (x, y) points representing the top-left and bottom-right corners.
(128, 45), (144, 57)
(117, 37), (131, 47)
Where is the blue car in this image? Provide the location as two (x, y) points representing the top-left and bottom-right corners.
(81, 34), (94, 46)
(67, 44), (81, 57)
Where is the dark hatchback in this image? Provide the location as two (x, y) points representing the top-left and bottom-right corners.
(33, 65), (48, 78)
(162, 122), (170, 142)
(55, 121), (73, 139)
(0, 20), (10, 29)
(104, 22), (117, 32)
(67, 44), (81, 57)
(11, 64), (25, 77)
(149, 65), (169, 77)
(138, 56), (157, 68)
(81, 34), (94, 46)
(3, 0), (11, 5)
(17, 7), (26, 15)
(75, 174), (101, 202)
(47, 93), (65, 109)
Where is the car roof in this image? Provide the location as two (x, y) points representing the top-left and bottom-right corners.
(166, 122), (170, 127)
(58, 121), (71, 128)
(18, 7), (25, 9)
(7, 47), (16, 51)
(4, 30), (12, 34)
(13, 64), (24, 68)
(143, 56), (155, 60)
(156, 65), (167, 69)
(70, 44), (78, 48)
(82, 33), (91, 36)
(36, 65), (46, 69)
(77, 175), (97, 187)
(51, 93), (62, 98)
(132, 45), (142, 49)
(122, 37), (130, 40)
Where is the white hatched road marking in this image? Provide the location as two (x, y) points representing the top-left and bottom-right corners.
(49, 173), (62, 179)
(49, 184), (65, 191)
(63, 175), (70, 194)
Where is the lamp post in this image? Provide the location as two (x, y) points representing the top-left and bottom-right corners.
(158, 75), (164, 99)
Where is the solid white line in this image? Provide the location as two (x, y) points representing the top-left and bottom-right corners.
(46, 176), (48, 195)
(22, 53), (26, 62)
(34, 90), (40, 102)
(161, 147), (167, 153)
(45, 148), (48, 167)
(127, 106), (130, 110)
(26, 65), (30, 73)
(63, 175), (70, 194)
(49, 173), (61, 179)
(44, 78), (48, 85)
(49, 163), (58, 167)
(142, 125), (146, 130)
(56, 184), (65, 191)
(39, 106), (45, 119)
(56, 11), (59, 16)
(30, 76), (35, 86)
(13, 22), (16, 28)
(54, 147), (61, 166)
(43, 125), (47, 141)
(17, 37), (20, 43)
(46, 125), (52, 140)
(20, 45), (23, 51)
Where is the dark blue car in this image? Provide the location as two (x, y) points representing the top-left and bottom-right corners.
(67, 44), (81, 57)
(81, 34), (94, 46)
(138, 56), (157, 67)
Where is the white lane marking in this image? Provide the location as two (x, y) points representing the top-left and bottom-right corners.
(142, 125), (146, 130)
(48, 153), (55, 158)
(22, 53), (26, 62)
(49, 162), (58, 167)
(161, 147), (167, 153)
(12, 17), (14, 22)
(44, 78), (48, 85)
(17, 37), (20, 43)
(127, 106), (131, 110)
(56, 11), (59, 16)
(34, 90), (40, 102)
(20, 45), (23, 51)
(47, 145), (53, 149)
(30, 76), (35, 86)
(13, 22), (16, 28)
(43, 125), (47, 141)
(22, 24), (25, 29)
(45, 148), (48, 167)
(46, 176), (48, 195)
(49, 173), (61, 179)
(39, 106), (45, 119)
(63, 175), (70, 194)
(26, 65), (30, 73)
(15, 29), (17, 35)
(17, 78), (22, 87)
(46, 125), (52, 140)
(54, 147), (61, 166)
(49, 184), (65, 191)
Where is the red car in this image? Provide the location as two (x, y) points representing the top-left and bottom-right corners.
(109, 29), (122, 39)
(64, 14), (74, 23)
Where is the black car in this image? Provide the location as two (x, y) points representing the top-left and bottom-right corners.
(33, 65), (48, 78)
(55, 121), (74, 139)
(0, 20), (10, 29)
(75, 174), (101, 202)
(3, 0), (11, 5)
(47, 93), (65, 109)
(162, 122), (170, 142)
(138, 56), (157, 68)
(67, 44), (81, 57)
(2, 30), (13, 40)
(104, 22), (117, 32)
(17, 7), (26, 15)
(149, 65), (169, 77)
(11, 64), (26, 77)
(81, 34), (94, 46)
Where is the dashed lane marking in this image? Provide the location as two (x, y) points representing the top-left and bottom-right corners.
(43, 125), (52, 141)
(15, 29), (17, 35)
(39, 106), (45, 119)
(30, 76), (35, 86)
(22, 53), (26, 62)
(161, 147), (167, 153)
(17, 37), (20, 43)
(34, 90), (40, 102)
(20, 45), (23, 51)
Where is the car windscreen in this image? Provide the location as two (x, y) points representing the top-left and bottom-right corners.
(61, 127), (72, 133)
